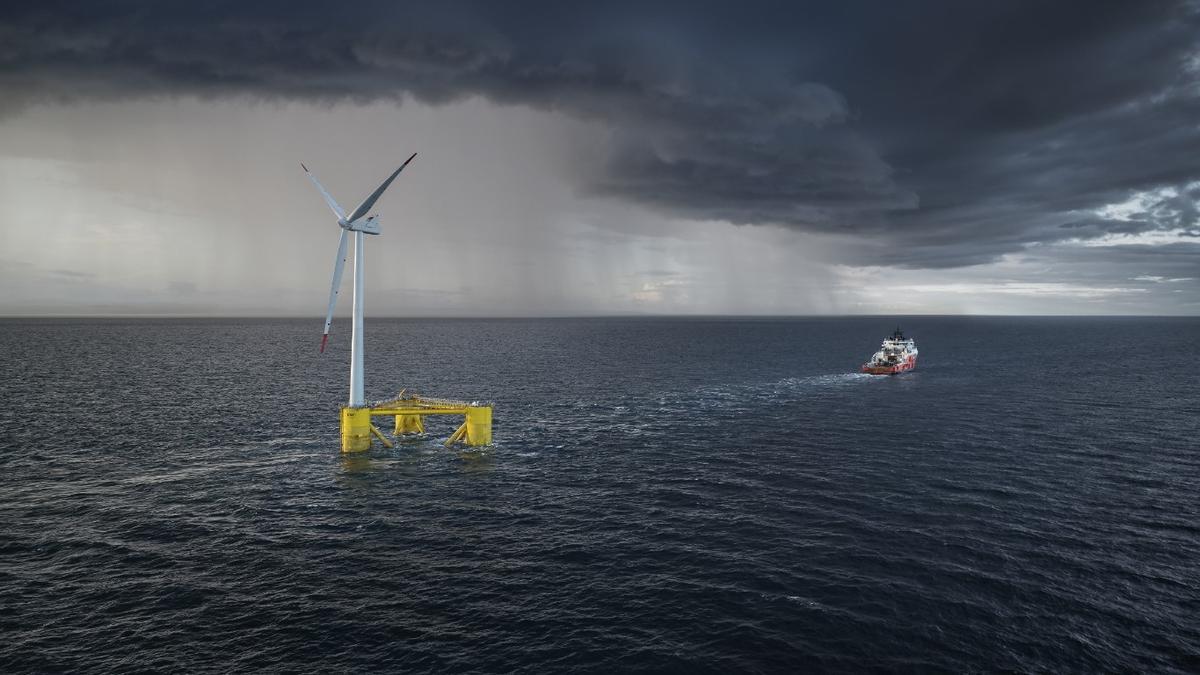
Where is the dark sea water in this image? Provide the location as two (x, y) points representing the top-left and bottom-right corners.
(1, 316), (1198, 673)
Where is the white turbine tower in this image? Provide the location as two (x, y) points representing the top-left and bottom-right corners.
(302, 153), (417, 406)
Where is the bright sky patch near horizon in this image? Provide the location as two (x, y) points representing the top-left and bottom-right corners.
(1, 1), (1198, 316)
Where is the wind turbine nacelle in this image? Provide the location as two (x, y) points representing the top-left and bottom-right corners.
(339, 216), (382, 235)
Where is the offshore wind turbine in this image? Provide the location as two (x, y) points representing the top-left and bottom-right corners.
(300, 154), (491, 453)
(302, 153), (417, 406)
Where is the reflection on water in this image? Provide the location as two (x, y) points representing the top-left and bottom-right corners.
(454, 448), (495, 473)
(338, 452), (375, 475)
(335, 441), (496, 479)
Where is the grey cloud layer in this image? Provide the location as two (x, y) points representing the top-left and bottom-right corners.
(2, 0), (1199, 268)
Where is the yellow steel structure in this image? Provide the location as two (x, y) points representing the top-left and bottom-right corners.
(339, 392), (493, 453)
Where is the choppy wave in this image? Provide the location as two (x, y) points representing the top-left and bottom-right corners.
(2, 317), (1198, 672)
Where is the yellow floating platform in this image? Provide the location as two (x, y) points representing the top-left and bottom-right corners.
(340, 391), (492, 453)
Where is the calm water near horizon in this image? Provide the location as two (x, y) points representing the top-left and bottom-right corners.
(1, 316), (1198, 672)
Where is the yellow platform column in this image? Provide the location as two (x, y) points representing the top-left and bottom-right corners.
(340, 407), (373, 453)
(464, 406), (493, 447)
(394, 414), (425, 435)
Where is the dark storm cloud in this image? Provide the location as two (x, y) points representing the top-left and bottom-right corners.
(2, 0), (1199, 267)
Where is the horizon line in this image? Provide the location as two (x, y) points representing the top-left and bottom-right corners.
(1, 313), (1197, 320)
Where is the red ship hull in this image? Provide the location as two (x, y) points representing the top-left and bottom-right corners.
(861, 356), (917, 375)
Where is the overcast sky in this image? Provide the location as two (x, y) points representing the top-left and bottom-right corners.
(1, 1), (1198, 316)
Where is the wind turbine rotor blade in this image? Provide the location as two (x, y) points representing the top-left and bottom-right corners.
(302, 163), (347, 220)
(320, 228), (350, 353)
(345, 153), (417, 222)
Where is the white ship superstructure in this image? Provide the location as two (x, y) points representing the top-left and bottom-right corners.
(861, 327), (918, 374)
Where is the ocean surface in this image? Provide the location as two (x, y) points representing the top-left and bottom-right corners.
(1, 316), (1198, 673)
